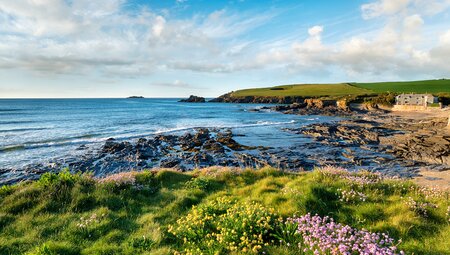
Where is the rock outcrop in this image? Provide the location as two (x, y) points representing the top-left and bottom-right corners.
(209, 93), (305, 104)
(179, 95), (206, 103)
(259, 100), (355, 116)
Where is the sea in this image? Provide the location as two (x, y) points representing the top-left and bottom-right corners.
(0, 98), (335, 169)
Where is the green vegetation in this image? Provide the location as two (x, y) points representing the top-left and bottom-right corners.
(230, 84), (372, 98)
(351, 79), (450, 94)
(228, 79), (450, 99)
(0, 167), (449, 254)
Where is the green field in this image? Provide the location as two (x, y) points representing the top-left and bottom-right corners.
(231, 84), (372, 98)
(229, 79), (450, 98)
(351, 79), (450, 94)
(0, 167), (449, 254)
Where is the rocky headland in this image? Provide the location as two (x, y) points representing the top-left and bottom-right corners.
(179, 95), (206, 103)
(209, 92), (306, 104)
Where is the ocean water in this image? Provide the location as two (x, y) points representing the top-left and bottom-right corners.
(0, 99), (334, 169)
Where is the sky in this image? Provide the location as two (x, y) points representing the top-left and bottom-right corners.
(0, 0), (449, 98)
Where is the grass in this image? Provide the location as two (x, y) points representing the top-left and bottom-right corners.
(0, 167), (448, 254)
(228, 79), (450, 99)
(230, 84), (372, 98)
(351, 79), (450, 94)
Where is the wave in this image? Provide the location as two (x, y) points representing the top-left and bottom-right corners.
(0, 120), (298, 153)
(0, 145), (26, 152)
(0, 133), (104, 153)
(0, 108), (24, 112)
(0, 127), (49, 133)
(153, 120), (297, 134)
(0, 120), (37, 125)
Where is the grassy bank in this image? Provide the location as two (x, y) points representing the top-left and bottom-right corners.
(351, 79), (450, 94)
(0, 167), (449, 255)
(228, 79), (450, 99)
(230, 84), (371, 98)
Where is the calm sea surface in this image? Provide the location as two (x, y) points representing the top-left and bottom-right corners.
(0, 99), (335, 169)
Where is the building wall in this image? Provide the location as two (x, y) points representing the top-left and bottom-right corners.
(395, 94), (437, 106)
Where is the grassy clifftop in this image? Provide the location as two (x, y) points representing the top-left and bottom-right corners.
(352, 79), (450, 94)
(230, 84), (371, 98)
(228, 79), (450, 98)
(0, 167), (449, 254)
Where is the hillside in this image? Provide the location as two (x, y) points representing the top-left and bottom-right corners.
(351, 79), (450, 94)
(222, 79), (450, 100)
(0, 167), (449, 254)
(230, 84), (372, 98)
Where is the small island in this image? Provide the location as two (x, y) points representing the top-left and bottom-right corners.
(127, 96), (144, 99)
(179, 95), (206, 102)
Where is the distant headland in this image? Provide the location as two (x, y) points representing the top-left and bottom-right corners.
(127, 96), (144, 99)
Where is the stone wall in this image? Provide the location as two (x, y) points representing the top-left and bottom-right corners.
(392, 105), (427, 111)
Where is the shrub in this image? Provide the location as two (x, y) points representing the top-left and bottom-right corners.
(184, 177), (211, 190)
(168, 198), (281, 254)
(363, 93), (396, 106)
(37, 169), (80, 188)
(215, 201), (280, 253)
(287, 213), (403, 255)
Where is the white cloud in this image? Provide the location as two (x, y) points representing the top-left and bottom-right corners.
(439, 29), (450, 44)
(152, 80), (199, 89)
(152, 16), (166, 37)
(361, 0), (450, 19)
(361, 0), (411, 19)
(308, 26), (323, 37)
(0, 0), (449, 85)
(0, 1), (278, 77)
(402, 14), (424, 41)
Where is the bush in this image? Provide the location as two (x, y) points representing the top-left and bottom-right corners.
(363, 93), (396, 106)
(168, 198), (281, 254)
(37, 169), (80, 189)
(285, 214), (403, 255)
(184, 177), (211, 190)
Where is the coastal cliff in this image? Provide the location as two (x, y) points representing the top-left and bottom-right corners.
(209, 92), (305, 104)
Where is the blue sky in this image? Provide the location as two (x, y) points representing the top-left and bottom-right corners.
(0, 0), (449, 98)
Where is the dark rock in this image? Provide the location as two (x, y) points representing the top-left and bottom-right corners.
(102, 139), (126, 153)
(202, 140), (225, 153)
(136, 147), (154, 160)
(160, 157), (181, 168)
(209, 93), (305, 104)
(179, 95), (206, 103)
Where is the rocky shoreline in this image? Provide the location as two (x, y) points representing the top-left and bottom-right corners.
(269, 103), (450, 174)
(1, 100), (449, 186)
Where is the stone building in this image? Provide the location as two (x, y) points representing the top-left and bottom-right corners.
(395, 94), (438, 106)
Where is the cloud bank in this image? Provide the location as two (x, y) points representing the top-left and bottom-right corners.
(0, 0), (449, 90)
